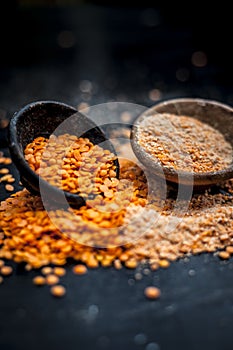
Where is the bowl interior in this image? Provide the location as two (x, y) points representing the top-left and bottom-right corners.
(9, 101), (119, 206)
(131, 98), (233, 187)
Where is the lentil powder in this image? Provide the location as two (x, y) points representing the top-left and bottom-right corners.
(138, 113), (232, 173)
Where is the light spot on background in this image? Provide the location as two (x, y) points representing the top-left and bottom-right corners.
(149, 89), (162, 101)
(57, 30), (75, 48)
(191, 51), (208, 67)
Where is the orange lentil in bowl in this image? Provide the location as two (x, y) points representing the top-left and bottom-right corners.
(24, 135), (118, 198)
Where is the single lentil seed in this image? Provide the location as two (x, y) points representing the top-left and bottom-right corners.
(41, 266), (53, 275)
(1, 265), (13, 276)
(72, 264), (88, 275)
(218, 251), (230, 260)
(114, 259), (122, 270)
(158, 259), (170, 268)
(53, 267), (66, 277)
(0, 168), (9, 174)
(226, 246), (233, 254)
(25, 264), (32, 271)
(144, 286), (161, 300)
(46, 274), (60, 285)
(33, 275), (46, 286)
(125, 259), (138, 269)
(3, 158), (12, 165)
(50, 285), (66, 298)
(5, 184), (14, 192)
(7, 178), (15, 183)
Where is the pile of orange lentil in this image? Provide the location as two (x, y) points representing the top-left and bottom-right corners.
(1, 132), (233, 298)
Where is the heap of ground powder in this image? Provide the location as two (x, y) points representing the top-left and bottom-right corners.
(138, 113), (233, 173)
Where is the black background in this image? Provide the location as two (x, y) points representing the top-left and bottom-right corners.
(1, 2), (233, 350)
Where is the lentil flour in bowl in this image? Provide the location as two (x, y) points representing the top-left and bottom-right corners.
(131, 98), (233, 187)
(138, 113), (232, 173)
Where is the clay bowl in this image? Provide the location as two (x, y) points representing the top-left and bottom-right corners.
(131, 98), (233, 188)
(8, 100), (119, 207)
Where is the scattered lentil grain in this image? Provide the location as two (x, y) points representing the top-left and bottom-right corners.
(125, 259), (138, 269)
(0, 168), (9, 174)
(46, 274), (60, 285)
(33, 276), (46, 286)
(41, 267), (53, 275)
(5, 184), (14, 192)
(50, 285), (66, 298)
(144, 286), (161, 300)
(218, 251), (230, 260)
(226, 246), (233, 255)
(7, 177), (15, 183)
(53, 267), (66, 277)
(1, 265), (13, 276)
(158, 259), (170, 268)
(3, 158), (12, 165)
(114, 259), (122, 270)
(72, 264), (88, 275)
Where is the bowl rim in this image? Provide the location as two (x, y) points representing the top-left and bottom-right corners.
(8, 100), (119, 206)
(131, 97), (233, 186)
